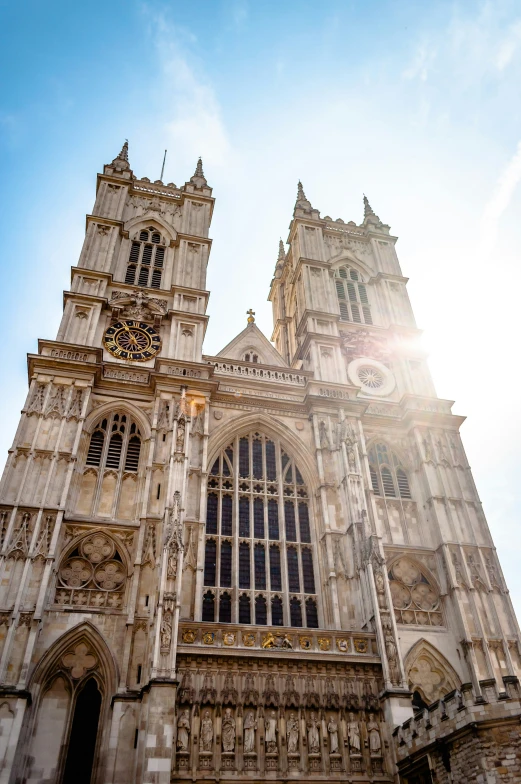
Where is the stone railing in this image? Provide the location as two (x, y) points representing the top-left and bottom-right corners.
(211, 362), (308, 386)
(178, 622), (377, 657)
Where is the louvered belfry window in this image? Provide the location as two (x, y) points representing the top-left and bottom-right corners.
(368, 442), (412, 499)
(202, 431), (319, 627)
(125, 227), (166, 290)
(83, 413), (142, 507)
(335, 266), (372, 324)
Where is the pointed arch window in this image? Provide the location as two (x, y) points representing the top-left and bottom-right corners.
(203, 431), (319, 627)
(335, 266), (372, 324)
(368, 442), (412, 499)
(125, 226), (166, 290)
(80, 413), (142, 519)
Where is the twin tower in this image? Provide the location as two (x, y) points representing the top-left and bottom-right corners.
(0, 143), (519, 784)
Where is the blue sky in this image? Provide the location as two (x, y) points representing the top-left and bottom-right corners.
(1, 0), (521, 616)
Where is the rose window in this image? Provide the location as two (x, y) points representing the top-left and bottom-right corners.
(388, 557), (442, 627)
(55, 532), (126, 610)
(358, 366), (384, 389)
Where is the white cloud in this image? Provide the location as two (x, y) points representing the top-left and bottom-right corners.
(481, 139), (521, 257)
(143, 7), (231, 167)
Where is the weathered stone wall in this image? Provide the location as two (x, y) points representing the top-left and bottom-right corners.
(395, 678), (521, 783)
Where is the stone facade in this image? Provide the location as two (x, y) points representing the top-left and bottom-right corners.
(0, 143), (518, 783)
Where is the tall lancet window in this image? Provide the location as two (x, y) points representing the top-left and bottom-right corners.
(125, 226), (166, 289)
(334, 266), (372, 324)
(203, 431), (319, 627)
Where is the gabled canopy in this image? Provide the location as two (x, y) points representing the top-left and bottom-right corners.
(215, 322), (288, 367)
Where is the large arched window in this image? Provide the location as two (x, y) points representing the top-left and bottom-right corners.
(368, 442), (411, 499)
(203, 431), (319, 627)
(334, 266), (372, 324)
(77, 412), (142, 519)
(125, 226), (166, 289)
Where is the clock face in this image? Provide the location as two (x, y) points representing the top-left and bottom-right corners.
(103, 320), (162, 362)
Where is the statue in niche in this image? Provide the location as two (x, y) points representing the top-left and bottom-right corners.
(243, 711), (257, 753)
(265, 710), (278, 753)
(318, 420), (330, 449)
(347, 713), (361, 754)
(167, 547), (179, 580)
(286, 711), (299, 754)
(367, 714), (381, 755)
(422, 437), (433, 462)
(374, 569), (387, 610)
(327, 715), (339, 754)
(176, 418), (186, 451)
(200, 710), (213, 752)
(222, 708), (236, 752)
(307, 712), (320, 754)
(160, 612), (172, 651)
(176, 709), (190, 751)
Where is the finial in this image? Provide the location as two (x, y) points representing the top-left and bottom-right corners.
(297, 181), (306, 201)
(295, 180), (313, 211)
(278, 239), (285, 261)
(246, 308), (255, 324)
(194, 157), (204, 178)
(119, 140), (129, 162)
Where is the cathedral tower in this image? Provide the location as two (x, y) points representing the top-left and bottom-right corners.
(0, 146), (519, 784)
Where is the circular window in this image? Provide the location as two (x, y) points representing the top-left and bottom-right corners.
(358, 366), (384, 389)
(347, 357), (395, 397)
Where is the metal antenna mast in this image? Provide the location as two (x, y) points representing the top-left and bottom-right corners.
(160, 149), (167, 181)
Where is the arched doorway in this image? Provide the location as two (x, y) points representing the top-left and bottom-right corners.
(62, 677), (102, 784)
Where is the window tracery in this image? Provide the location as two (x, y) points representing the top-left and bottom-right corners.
(388, 557), (443, 627)
(203, 431), (319, 627)
(243, 350), (260, 363)
(125, 226), (166, 289)
(54, 532), (127, 610)
(334, 266), (372, 324)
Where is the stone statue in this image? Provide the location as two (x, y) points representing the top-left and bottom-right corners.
(176, 418), (186, 451)
(307, 711), (320, 754)
(200, 710), (213, 752)
(367, 714), (381, 754)
(222, 708), (236, 752)
(243, 711), (257, 753)
(327, 716), (339, 754)
(286, 711), (299, 754)
(422, 437), (432, 462)
(319, 420), (330, 449)
(265, 711), (278, 753)
(167, 548), (178, 580)
(347, 713), (361, 754)
(160, 612), (172, 651)
(176, 709), (190, 751)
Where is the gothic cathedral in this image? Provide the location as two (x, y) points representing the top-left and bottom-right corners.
(0, 143), (520, 784)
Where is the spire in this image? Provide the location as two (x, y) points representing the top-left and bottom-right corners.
(190, 156), (207, 186)
(363, 194), (381, 223)
(274, 239), (285, 279)
(107, 139), (131, 173)
(294, 180), (312, 211)
(194, 157), (204, 178)
(118, 139), (129, 162)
